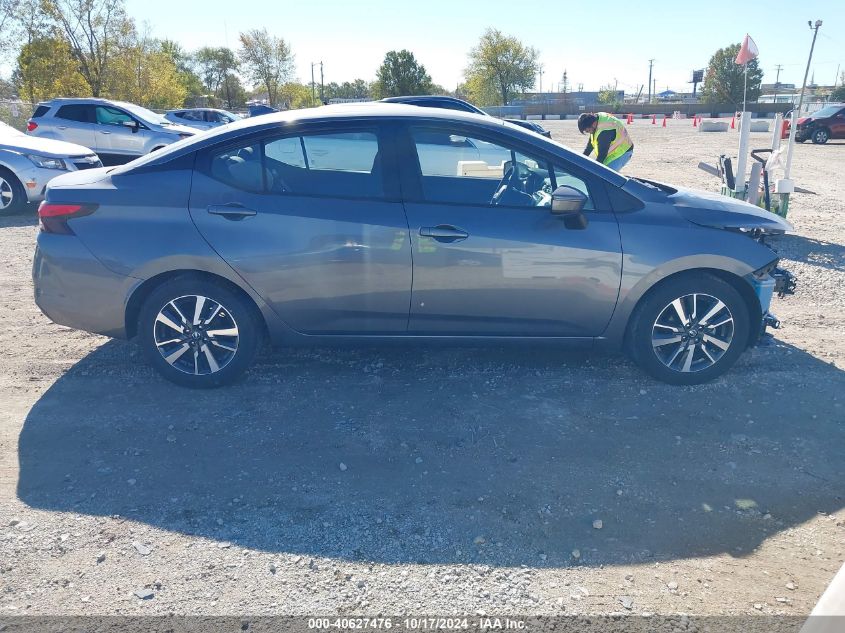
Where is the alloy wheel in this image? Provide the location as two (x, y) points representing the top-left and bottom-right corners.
(0, 176), (14, 211)
(813, 129), (829, 143)
(153, 295), (239, 375)
(651, 293), (735, 373)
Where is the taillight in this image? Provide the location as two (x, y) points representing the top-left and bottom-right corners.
(27, 121), (38, 132)
(38, 202), (97, 235)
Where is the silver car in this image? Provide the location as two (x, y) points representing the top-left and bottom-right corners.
(164, 108), (240, 130)
(0, 120), (101, 214)
(33, 105), (796, 388)
(26, 98), (196, 165)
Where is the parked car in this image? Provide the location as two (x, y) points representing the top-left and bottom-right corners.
(248, 104), (279, 117)
(781, 104), (845, 144)
(0, 120), (101, 214)
(165, 108), (241, 130)
(380, 95), (553, 138)
(34, 104), (795, 388)
(27, 98), (197, 165)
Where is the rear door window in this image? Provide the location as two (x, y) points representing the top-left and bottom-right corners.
(56, 104), (94, 123)
(206, 129), (385, 200)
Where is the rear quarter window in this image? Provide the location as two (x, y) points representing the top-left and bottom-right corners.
(32, 105), (50, 118)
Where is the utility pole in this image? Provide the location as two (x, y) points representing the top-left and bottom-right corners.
(647, 59), (654, 104)
(773, 64), (783, 103)
(310, 62), (317, 105)
(785, 20), (823, 183)
(320, 60), (324, 104)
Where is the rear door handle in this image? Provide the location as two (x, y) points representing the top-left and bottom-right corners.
(207, 204), (257, 220)
(419, 225), (469, 242)
(57, 126), (68, 130)
(100, 131), (111, 135)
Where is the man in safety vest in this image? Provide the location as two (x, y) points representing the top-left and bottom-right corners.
(577, 112), (634, 172)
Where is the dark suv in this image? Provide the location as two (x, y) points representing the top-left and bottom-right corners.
(782, 104), (845, 144)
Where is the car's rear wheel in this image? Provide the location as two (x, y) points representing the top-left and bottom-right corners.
(0, 168), (27, 215)
(628, 274), (750, 385)
(811, 128), (829, 144)
(138, 277), (262, 388)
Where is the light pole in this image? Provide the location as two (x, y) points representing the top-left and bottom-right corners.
(785, 19), (823, 182)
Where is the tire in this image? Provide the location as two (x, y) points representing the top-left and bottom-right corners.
(811, 128), (829, 144)
(627, 273), (750, 385)
(138, 276), (262, 388)
(0, 168), (27, 215)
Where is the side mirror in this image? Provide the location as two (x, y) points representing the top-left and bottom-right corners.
(551, 185), (588, 214)
(122, 120), (139, 133)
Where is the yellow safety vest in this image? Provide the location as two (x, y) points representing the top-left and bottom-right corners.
(590, 113), (633, 165)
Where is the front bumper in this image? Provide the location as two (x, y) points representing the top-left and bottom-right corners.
(753, 266), (796, 342)
(18, 159), (102, 203)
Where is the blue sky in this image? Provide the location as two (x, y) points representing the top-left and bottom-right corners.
(31, 0), (845, 93)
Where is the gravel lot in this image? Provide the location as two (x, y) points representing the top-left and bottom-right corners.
(1, 119), (843, 619)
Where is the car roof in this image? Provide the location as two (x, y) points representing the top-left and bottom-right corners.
(41, 97), (138, 108)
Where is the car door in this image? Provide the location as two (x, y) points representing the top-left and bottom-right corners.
(398, 123), (622, 337)
(51, 104), (96, 149)
(188, 123), (413, 334)
(94, 105), (147, 156)
(831, 108), (845, 139)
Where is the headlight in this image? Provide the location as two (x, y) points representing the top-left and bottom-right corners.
(26, 154), (68, 170)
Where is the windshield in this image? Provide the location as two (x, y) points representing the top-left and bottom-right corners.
(120, 103), (172, 125)
(810, 106), (843, 118)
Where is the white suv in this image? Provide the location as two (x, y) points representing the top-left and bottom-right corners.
(27, 98), (197, 165)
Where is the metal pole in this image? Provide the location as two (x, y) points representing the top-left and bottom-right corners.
(773, 64), (782, 103)
(647, 59), (654, 104)
(320, 61), (324, 104)
(785, 20), (822, 182)
(310, 63), (316, 105)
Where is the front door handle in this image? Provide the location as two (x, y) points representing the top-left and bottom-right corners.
(207, 204), (257, 220)
(419, 225), (469, 242)
(100, 131), (111, 135)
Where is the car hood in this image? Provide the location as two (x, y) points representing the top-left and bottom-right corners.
(0, 130), (95, 158)
(152, 122), (197, 136)
(668, 186), (793, 233)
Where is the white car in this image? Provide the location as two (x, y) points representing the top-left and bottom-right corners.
(0, 121), (101, 214)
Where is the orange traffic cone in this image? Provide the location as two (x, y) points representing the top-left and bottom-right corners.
(627, 113), (633, 124)
(651, 114), (656, 125)
(730, 116), (735, 129)
(662, 116), (667, 127)
(693, 115), (697, 127)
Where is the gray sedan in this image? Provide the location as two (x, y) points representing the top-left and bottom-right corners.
(33, 104), (795, 387)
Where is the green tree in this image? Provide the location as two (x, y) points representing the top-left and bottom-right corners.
(278, 81), (314, 109)
(159, 39), (204, 103)
(218, 72), (246, 109)
(238, 28), (294, 108)
(464, 28), (539, 106)
(110, 42), (185, 108)
(831, 76), (845, 102)
(372, 50), (432, 98)
(0, 0), (21, 60)
(701, 43), (763, 105)
(597, 85), (620, 107)
(194, 46), (238, 95)
(43, 0), (136, 97)
(16, 36), (91, 103)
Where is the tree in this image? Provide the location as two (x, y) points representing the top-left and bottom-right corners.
(109, 40), (185, 108)
(160, 39), (204, 103)
(372, 50), (432, 98)
(218, 72), (246, 109)
(278, 81), (314, 109)
(238, 28), (294, 108)
(0, 0), (21, 60)
(464, 28), (539, 106)
(43, 0), (135, 97)
(598, 85), (620, 107)
(194, 46), (238, 94)
(16, 36), (91, 103)
(701, 43), (763, 105)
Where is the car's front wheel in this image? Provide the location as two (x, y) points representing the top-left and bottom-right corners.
(0, 168), (26, 215)
(628, 274), (750, 385)
(138, 277), (262, 388)
(811, 128), (829, 144)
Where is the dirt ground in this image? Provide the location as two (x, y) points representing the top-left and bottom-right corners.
(0, 119), (843, 619)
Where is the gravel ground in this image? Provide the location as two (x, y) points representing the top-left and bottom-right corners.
(1, 119), (843, 618)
